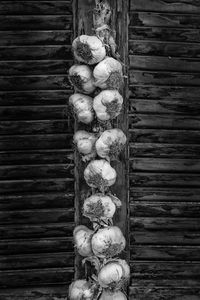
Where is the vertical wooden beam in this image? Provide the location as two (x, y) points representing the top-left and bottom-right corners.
(73, 0), (129, 280)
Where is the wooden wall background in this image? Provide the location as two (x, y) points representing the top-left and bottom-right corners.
(129, 0), (200, 299)
(0, 1), (74, 299)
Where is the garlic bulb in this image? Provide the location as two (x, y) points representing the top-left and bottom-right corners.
(73, 225), (93, 257)
(69, 93), (94, 124)
(84, 159), (117, 192)
(69, 280), (94, 300)
(72, 35), (106, 65)
(69, 64), (95, 94)
(93, 90), (123, 121)
(96, 128), (127, 160)
(99, 290), (127, 300)
(93, 57), (123, 90)
(91, 226), (126, 258)
(73, 130), (97, 161)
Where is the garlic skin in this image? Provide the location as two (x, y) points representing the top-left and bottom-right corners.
(91, 226), (126, 258)
(69, 64), (95, 94)
(72, 35), (106, 65)
(93, 90), (123, 121)
(84, 159), (117, 191)
(73, 130), (97, 161)
(95, 128), (127, 160)
(98, 262), (124, 288)
(69, 93), (94, 124)
(73, 225), (94, 257)
(99, 290), (127, 300)
(93, 57), (123, 90)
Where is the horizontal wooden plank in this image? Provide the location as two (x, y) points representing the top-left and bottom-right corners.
(0, 134), (73, 150)
(0, 75), (70, 91)
(131, 230), (200, 245)
(0, 222), (74, 239)
(131, 217), (200, 230)
(130, 143), (200, 158)
(0, 192), (74, 211)
(0, 46), (72, 61)
(0, 208), (74, 224)
(129, 40), (200, 58)
(0, 178), (74, 194)
(0, 267), (73, 288)
(129, 70), (200, 86)
(0, 237), (73, 255)
(131, 245), (200, 261)
(0, 31), (72, 46)
(0, 90), (71, 106)
(0, 252), (74, 270)
(0, 150), (73, 165)
(130, 129), (200, 144)
(130, 12), (200, 28)
(130, 172), (200, 187)
(129, 98), (200, 115)
(0, 60), (72, 76)
(0, 15), (72, 30)
(0, 1), (72, 15)
(130, 55), (200, 72)
(131, 279), (200, 288)
(129, 114), (200, 130)
(130, 187), (200, 201)
(0, 106), (70, 121)
(129, 85), (200, 100)
(129, 27), (200, 43)
(130, 158), (200, 172)
(130, 202), (200, 217)
(130, 0), (200, 13)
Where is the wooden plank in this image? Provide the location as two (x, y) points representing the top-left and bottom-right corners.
(130, 143), (200, 158)
(129, 85), (200, 100)
(130, 0), (200, 13)
(130, 55), (200, 73)
(0, 192), (74, 211)
(0, 134), (72, 150)
(0, 222), (74, 239)
(129, 12), (200, 28)
(130, 187), (200, 201)
(129, 27), (200, 43)
(131, 245), (200, 260)
(0, 237), (73, 255)
(0, 150), (73, 165)
(0, 178), (74, 194)
(0, 15), (72, 30)
(0, 268), (73, 288)
(129, 114), (200, 129)
(129, 70), (200, 86)
(0, 46), (72, 61)
(130, 158), (200, 172)
(129, 99), (200, 115)
(0, 31), (72, 46)
(130, 172), (200, 187)
(130, 129), (200, 144)
(0, 90), (71, 106)
(129, 40), (200, 58)
(130, 202), (200, 217)
(0, 1), (72, 15)
(0, 208), (74, 224)
(0, 252), (74, 270)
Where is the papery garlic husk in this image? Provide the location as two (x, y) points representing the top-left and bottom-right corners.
(69, 93), (94, 124)
(73, 225), (94, 257)
(69, 64), (95, 94)
(99, 290), (127, 300)
(84, 159), (117, 192)
(96, 128), (127, 160)
(72, 35), (106, 65)
(83, 193), (120, 223)
(93, 57), (123, 90)
(73, 130), (97, 161)
(68, 279), (95, 300)
(93, 90), (123, 121)
(91, 226), (126, 258)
